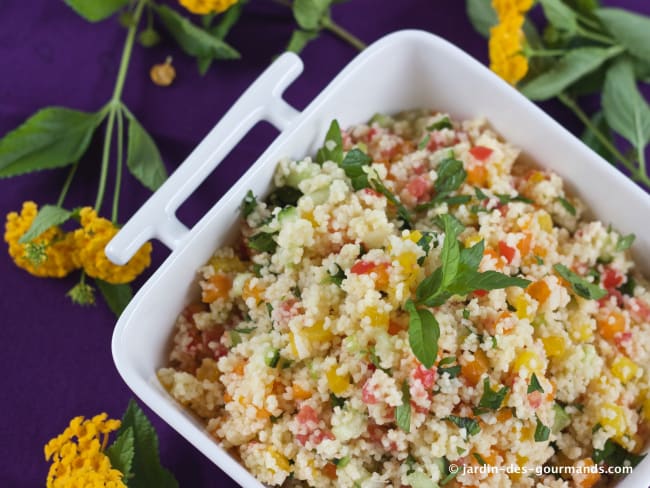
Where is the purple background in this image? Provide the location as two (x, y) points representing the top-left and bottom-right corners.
(0, 1), (648, 486)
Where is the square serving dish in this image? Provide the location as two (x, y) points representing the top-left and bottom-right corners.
(107, 30), (650, 487)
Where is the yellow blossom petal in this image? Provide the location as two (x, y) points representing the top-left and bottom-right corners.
(179, 0), (238, 15)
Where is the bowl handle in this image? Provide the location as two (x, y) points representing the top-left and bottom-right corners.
(105, 52), (303, 265)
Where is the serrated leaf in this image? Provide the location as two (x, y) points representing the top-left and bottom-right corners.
(0, 107), (103, 178)
(96, 279), (133, 317)
(64, 0), (128, 22)
(18, 205), (72, 243)
(520, 47), (622, 101)
(316, 119), (343, 165)
(466, 0), (497, 38)
(117, 400), (178, 488)
(287, 29), (319, 54)
(553, 264), (606, 300)
(293, 0), (330, 31)
(581, 111), (616, 163)
(602, 58), (650, 150)
(539, 0), (578, 34)
(405, 300), (439, 369)
(596, 8), (650, 64)
(155, 5), (240, 60)
(106, 426), (134, 478)
(125, 111), (167, 191)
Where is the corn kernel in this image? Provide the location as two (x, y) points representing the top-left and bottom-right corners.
(302, 210), (318, 227)
(327, 365), (350, 395)
(599, 403), (627, 438)
(537, 211), (553, 233)
(512, 350), (542, 376)
(529, 171), (545, 184)
(268, 447), (291, 473)
(288, 332), (299, 358)
(542, 336), (566, 357)
(611, 356), (639, 384)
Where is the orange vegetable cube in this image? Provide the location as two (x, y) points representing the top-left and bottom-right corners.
(201, 273), (232, 303)
(597, 311), (626, 342)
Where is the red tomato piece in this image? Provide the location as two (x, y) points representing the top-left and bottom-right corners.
(474, 289), (488, 297)
(498, 241), (516, 264)
(413, 365), (437, 389)
(406, 175), (430, 200)
(470, 146), (493, 161)
(603, 267), (624, 290)
(363, 188), (383, 198)
(528, 391), (543, 409)
(351, 260), (377, 274)
(362, 379), (378, 404)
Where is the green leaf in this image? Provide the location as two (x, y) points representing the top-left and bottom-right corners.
(592, 439), (646, 467)
(596, 8), (650, 64)
(96, 280), (133, 317)
(341, 148), (372, 190)
(395, 380), (411, 433)
(479, 377), (509, 410)
(18, 205), (72, 243)
(64, 0), (128, 22)
(405, 300), (440, 369)
(566, 0), (600, 14)
(197, 57), (213, 76)
(287, 29), (319, 54)
(370, 178), (413, 229)
(553, 264), (607, 300)
(520, 47), (622, 101)
(539, 0), (578, 34)
(211, 1), (246, 39)
(117, 400), (178, 488)
(447, 270), (531, 296)
(267, 186), (303, 208)
(316, 120), (343, 165)
(534, 416), (551, 442)
(427, 116), (453, 131)
(242, 190), (257, 217)
(328, 264), (346, 287)
(446, 415), (481, 436)
(581, 111), (616, 163)
(435, 158), (466, 197)
(155, 5), (240, 60)
(248, 232), (278, 253)
(106, 426), (134, 478)
(602, 58), (650, 150)
(466, 0), (497, 38)
(293, 0), (330, 31)
(439, 214), (461, 290)
(0, 107), (103, 178)
(125, 111), (167, 191)
(616, 233), (635, 252)
(552, 403), (571, 433)
(556, 197), (576, 216)
(527, 373), (545, 394)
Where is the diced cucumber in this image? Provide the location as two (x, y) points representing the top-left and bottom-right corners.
(278, 206), (298, 224)
(286, 164), (319, 188)
(552, 403), (571, 433)
(407, 471), (438, 488)
(309, 187), (330, 205)
(369, 113), (393, 128)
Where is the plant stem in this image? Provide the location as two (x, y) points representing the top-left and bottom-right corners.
(57, 162), (79, 207)
(112, 107), (125, 224)
(527, 48), (567, 58)
(94, 0), (146, 213)
(576, 26), (616, 46)
(576, 12), (601, 31)
(321, 16), (366, 51)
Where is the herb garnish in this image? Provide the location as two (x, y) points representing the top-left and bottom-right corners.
(316, 119), (343, 165)
(370, 176), (413, 229)
(241, 190), (257, 217)
(328, 264), (346, 287)
(534, 416), (550, 442)
(416, 158), (467, 210)
(267, 186), (302, 208)
(553, 264), (607, 300)
(527, 373), (544, 394)
(473, 453), (488, 466)
(248, 232), (278, 254)
(438, 356), (461, 379)
(556, 196), (576, 216)
(416, 232), (435, 265)
(396, 380), (411, 433)
(478, 377), (509, 410)
(445, 415), (481, 437)
(593, 439), (646, 467)
(341, 148), (372, 190)
(427, 116), (453, 131)
(616, 233), (635, 252)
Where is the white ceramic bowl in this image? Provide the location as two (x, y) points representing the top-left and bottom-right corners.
(107, 30), (650, 487)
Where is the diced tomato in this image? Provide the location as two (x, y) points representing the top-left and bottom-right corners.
(367, 422), (384, 443)
(598, 289), (624, 308)
(528, 391), (542, 409)
(498, 241), (516, 264)
(474, 289), (488, 297)
(295, 405), (334, 445)
(351, 260), (377, 275)
(603, 267), (624, 290)
(323, 463), (338, 480)
(367, 127), (377, 142)
(626, 297), (650, 322)
(470, 146), (493, 161)
(362, 379), (378, 404)
(426, 137), (439, 152)
(296, 405), (318, 424)
(406, 175), (431, 200)
(363, 188), (383, 198)
(181, 302), (207, 324)
(413, 365), (437, 389)
(615, 331), (632, 348)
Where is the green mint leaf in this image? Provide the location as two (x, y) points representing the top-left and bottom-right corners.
(459, 240), (484, 275)
(466, 0), (498, 38)
(527, 373), (545, 394)
(446, 415), (481, 437)
(553, 264), (607, 300)
(602, 58), (650, 150)
(396, 380), (412, 433)
(106, 426), (134, 479)
(248, 232), (278, 253)
(267, 186), (303, 208)
(265, 349), (280, 367)
(539, 0), (579, 34)
(316, 120), (343, 165)
(287, 29), (319, 54)
(552, 403), (571, 433)
(432, 213), (465, 236)
(415, 267), (444, 303)
(534, 416), (550, 442)
(293, 0), (330, 30)
(478, 377), (509, 410)
(474, 187), (488, 200)
(443, 195), (472, 206)
(117, 400), (178, 488)
(473, 453), (488, 466)
(334, 455), (350, 468)
(242, 190), (257, 217)
(418, 134), (430, 150)
(427, 116), (453, 131)
(616, 233), (635, 252)
(405, 300), (439, 369)
(0, 107), (103, 178)
(328, 264), (346, 287)
(438, 214), (462, 290)
(520, 47), (623, 101)
(18, 205), (72, 243)
(496, 194), (533, 204)
(448, 270), (531, 297)
(406, 471), (437, 488)
(556, 197), (576, 216)
(96, 280), (133, 317)
(341, 148), (372, 190)
(64, 0), (128, 22)
(416, 232), (435, 265)
(580, 111), (616, 164)
(596, 8), (650, 64)
(592, 439), (646, 467)
(370, 178), (412, 229)
(438, 356), (456, 367)
(435, 158), (466, 196)
(125, 110), (167, 191)
(155, 5), (240, 60)
(330, 393), (345, 409)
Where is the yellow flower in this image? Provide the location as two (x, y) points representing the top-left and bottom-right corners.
(492, 0), (534, 19)
(73, 207), (152, 284)
(179, 0), (238, 15)
(45, 413), (126, 488)
(4, 201), (77, 278)
(489, 9), (529, 85)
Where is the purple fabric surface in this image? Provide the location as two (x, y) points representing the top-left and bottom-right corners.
(0, 1), (648, 486)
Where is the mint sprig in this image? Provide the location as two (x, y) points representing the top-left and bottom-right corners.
(553, 263), (606, 299)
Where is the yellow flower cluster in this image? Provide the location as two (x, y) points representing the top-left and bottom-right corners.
(489, 0), (533, 85)
(4, 202), (152, 284)
(4, 202), (77, 278)
(179, 0), (238, 15)
(45, 413), (125, 488)
(73, 207), (152, 284)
